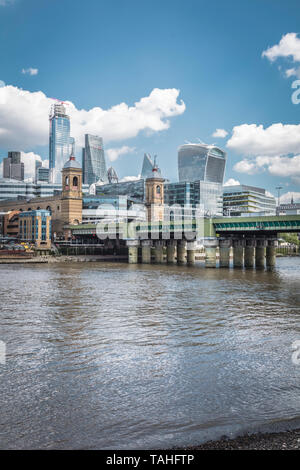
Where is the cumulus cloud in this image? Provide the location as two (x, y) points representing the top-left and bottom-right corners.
(227, 123), (300, 157)
(0, 84), (185, 150)
(233, 154), (300, 179)
(21, 68), (39, 76)
(212, 128), (228, 138)
(285, 67), (300, 78)
(106, 146), (135, 162)
(21, 151), (47, 180)
(223, 178), (240, 186)
(262, 33), (300, 63)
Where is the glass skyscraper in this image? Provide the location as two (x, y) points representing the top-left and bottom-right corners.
(49, 104), (75, 184)
(178, 143), (226, 183)
(82, 134), (107, 185)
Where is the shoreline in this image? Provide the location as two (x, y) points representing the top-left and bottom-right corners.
(179, 428), (300, 450)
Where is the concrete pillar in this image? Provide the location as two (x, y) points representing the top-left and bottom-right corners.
(127, 239), (139, 264)
(266, 239), (278, 268)
(233, 239), (244, 268)
(166, 240), (176, 264)
(219, 238), (231, 268)
(255, 239), (266, 269)
(204, 238), (218, 268)
(154, 240), (164, 264)
(244, 238), (255, 268)
(187, 241), (196, 266)
(177, 240), (187, 265)
(141, 240), (152, 264)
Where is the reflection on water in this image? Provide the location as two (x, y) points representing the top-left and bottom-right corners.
(0, 258), (300, 449)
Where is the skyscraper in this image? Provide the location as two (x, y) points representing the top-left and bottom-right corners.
(178, 143), (226, 183)
(49, 103), (75, 183)
(3, 151), (24, 181)
(82, 134), (107, 185)
(141, 153), (155, 178)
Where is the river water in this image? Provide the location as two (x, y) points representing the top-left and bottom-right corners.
(0, 258), (300, 449)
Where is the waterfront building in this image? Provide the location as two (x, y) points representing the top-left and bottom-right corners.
(0, 178), (36, 201)
(49, 103), (75, 184)
(164, 180), (223, 216)
(19, 210), (51, 249)
(82, 134), (107, 185)
(178, 143), (226, 183)
(223, 185), (276, 216)
(145, 164), (165, 222)
(3, 151), (24, 181)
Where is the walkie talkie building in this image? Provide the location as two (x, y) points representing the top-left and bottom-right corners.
(178, 143), (226, 184)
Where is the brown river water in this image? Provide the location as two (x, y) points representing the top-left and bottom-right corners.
(0, 257), (300, 449)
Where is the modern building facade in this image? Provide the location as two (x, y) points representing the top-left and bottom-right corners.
(49, 103), (75, 184)
(3, 152), (24, 181)
(223, 185), (276, 216)
(278, 201), (300, 215)
(178, 143), (226, 184)
(82, 134), (107, 185)
(164, 180), (223, 216)
(19, 210), (51, 249)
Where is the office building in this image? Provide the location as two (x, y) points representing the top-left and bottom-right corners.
(178, 143), (226, 184)
(19, 210), (52, 249)
(82, 134), (107, 185)
(36, 166), (50, 183)
(223, 185), (276, 216)
(164, 180), (223, 217)
(3, 151), (24, 181)
(49, 103), (75, 184)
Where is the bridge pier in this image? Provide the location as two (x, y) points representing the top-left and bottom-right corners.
(219, 238), (231, 268)
(127, 240), (139, 264)
(154, 240), (164, 264)
(233, 239), (244, 268)
(244, 238), (255, 268)
(177, 240), (187, 265)
(204, 238), (218, 268)
(266, 239), (277, 268)
(166, 240), (176, 264)
(255, 238), (266, 269)
(187, 241), (196, 266)
(141, 239), (152, 264)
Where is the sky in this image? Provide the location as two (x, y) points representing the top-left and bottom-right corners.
(1, 0), (300, 202)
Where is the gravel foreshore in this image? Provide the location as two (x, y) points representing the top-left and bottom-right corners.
(181, 428), (300, 450)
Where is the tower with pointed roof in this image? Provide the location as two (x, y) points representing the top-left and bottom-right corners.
(145, 157), (165, 222)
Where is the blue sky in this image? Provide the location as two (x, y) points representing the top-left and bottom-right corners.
(1, 0), (300, 200)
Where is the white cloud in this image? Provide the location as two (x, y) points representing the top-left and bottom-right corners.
(262, 33), (300, 63)
(120, 175), (141, 182)
(20, 151), (45, 180)
(21, 68), (39, 76)
(233, 159), (258, 175)
(106, 146), (135, 162)
(223, 178), (240, 186)
(227, 123), (300, 157)
(279, 191), (300, 204)
(212, 128), (228, 138)
(285, 67), (300, 78)
(0, 83), (185, 150)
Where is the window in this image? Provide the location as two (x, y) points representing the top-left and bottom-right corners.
(73, 176), (78, 187)
(156, 185), (161, 195)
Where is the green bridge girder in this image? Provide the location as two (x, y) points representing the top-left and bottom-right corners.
(68, 214), (300, 238)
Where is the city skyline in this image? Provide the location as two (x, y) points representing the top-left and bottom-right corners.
(0, 0), (300, 204)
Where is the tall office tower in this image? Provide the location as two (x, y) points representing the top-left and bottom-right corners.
(141, 153), (155, 178)
(82, 134), (107, 185)
(49, 103), (74, 184)
(3, 151), (24, 181)
(178, 143), (226, 183)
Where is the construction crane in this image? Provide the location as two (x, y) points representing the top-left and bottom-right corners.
(50, 97), (68, 105)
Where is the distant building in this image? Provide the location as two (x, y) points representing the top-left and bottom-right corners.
(3, 151), (24, 181)
(82, 134), (107, 185)
(19, 210), (51, 250)
(107, 167), (119, 184)
(178, 143), (226, 183)
(36, 167), (50, 183)
(49, 103), (75, 184)
(141, 153), (155, 178)
(278, 198), (300, 215)
(96, 179), (145, 202)
(223, 185), (276, 216)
